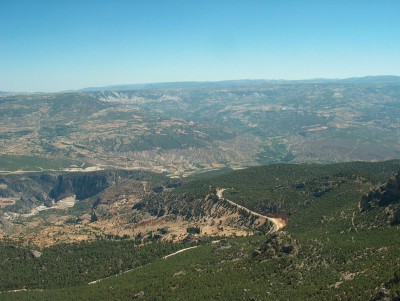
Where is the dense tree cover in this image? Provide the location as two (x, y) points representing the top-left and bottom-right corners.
(0, 155), (85, 172)
(0, 239), (189, 291)
(179, 160), (400, 222)
(2, 229), (399, 300)
(1, 160), (400, 300)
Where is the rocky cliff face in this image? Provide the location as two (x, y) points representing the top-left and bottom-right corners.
(49, 172), (117, 201)
(0, 173), (58, 213)
(0, 169), (273, 246)
(0, 170), (149, 214)
(360, 172), (400, 225)
(0, 170), (158, 245)
(131, 192), (273, 235)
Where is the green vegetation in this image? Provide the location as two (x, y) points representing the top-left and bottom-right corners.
(0, 155), (88, 172)
(179, 160), (400, 215)
(0, 239), (189, 291)
(186, 226), (201, 234)
(2, 83), (400, 174)
(2, 230), (399, 300)
(1, 160), (400, 300)
(257, 140), (293, 164)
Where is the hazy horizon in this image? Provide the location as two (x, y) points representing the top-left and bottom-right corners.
(1, 75), (400, 93)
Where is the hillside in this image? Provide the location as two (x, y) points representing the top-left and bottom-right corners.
(1, 161), (399, 300)
(3, 0), (400, 298)
(0, 169), (274, 247)
(1, 82), (400, 176)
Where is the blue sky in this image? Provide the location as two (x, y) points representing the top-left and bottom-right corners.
(1, 0), (400, 92)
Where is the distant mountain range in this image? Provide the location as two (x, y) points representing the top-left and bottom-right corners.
(76, 75), (400, 92)
(339, 75), (400, 84)
(2, 76), (400, 95)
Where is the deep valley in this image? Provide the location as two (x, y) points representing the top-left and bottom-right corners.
(1, 80), (400, 300)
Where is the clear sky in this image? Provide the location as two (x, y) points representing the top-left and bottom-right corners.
(1, 0), (400, 92)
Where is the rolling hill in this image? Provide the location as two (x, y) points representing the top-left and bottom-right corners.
(1, 161), (399, 300)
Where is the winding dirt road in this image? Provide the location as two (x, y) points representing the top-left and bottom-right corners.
(215, 188), (286, 233)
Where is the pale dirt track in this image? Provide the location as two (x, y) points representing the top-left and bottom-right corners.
(88, 246), (199, 285)
(162, 246), (198, 259)
(215, 188), (286, 233)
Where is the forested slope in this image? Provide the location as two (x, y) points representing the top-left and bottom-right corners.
(2, 161), (400, 300)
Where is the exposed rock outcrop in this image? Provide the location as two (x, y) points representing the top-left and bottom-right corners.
(370, 271), (400, 301)
(254, 231), (300, 257)
(360, 172), (400, 211)
(359, 173), (400, 226)
(0, 170), (149, 214)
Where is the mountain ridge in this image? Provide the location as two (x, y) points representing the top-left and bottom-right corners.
(3, 75), (399, 94)
(74, 75), (400, 92)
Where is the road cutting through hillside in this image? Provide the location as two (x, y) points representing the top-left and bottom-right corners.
(215, 188), (286, 233)
(88, 246), (199, 285)
(86, 187), (285, 286)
